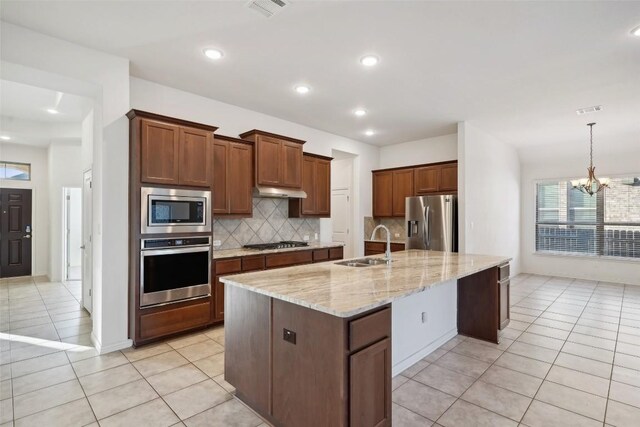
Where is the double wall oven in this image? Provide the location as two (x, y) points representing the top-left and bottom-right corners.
(140, 187), (212, 307)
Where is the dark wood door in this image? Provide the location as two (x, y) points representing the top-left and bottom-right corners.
(179, 127), (212, 187)
(281, 141), (303, 188)
(301, 156), (316, 215)
(440, 163), (458, 192)
(228, 142), (253, 215)
(256, 136), (281, 186)
(0, 188), (32, 278)
(392, 169), (414, 217)
(315, 158), (331, 216)
(350, 338), (391, 427)
(140, 119), (181, 185)
(414, 165), (440, 194)
(372, 171), (393, 217)
(212, 140), (229, 214)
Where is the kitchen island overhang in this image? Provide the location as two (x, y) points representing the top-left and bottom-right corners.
(221, 250), (511, 427)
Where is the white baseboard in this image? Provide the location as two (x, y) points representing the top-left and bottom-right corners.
(91, 332), (132, 354)
(392, 328), (458, 377)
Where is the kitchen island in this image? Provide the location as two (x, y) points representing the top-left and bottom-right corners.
(221, 250), (510, 427)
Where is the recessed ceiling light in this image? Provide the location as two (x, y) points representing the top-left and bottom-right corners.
(46, 108), (59, 114)
(364, 129), (375, 136)
(632, 25), (640, 36)
(0, 135), (10, 141)
(203, 48), (224, 60)
(354, 109), (367, 117)
(360, 55), (379, 67)
(295, 85), (310, 94)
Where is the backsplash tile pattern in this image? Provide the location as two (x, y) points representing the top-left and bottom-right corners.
(364, 217), (406, 241)
(214, 198), (319, 250)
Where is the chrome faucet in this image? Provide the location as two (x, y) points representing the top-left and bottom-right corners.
(370, 224), (392, 262)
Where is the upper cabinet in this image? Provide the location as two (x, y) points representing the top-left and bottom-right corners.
(372, 168), (413, 218)
(213, 135), (253, 217)
(372, 161), (457, 218)
(240, 130), (305, 189)
(289, 153), (332, 218)
(131, 111), (217, 188)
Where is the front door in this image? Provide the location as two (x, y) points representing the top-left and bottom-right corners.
(0, 188), (33, 278)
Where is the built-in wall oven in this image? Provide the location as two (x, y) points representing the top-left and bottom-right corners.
(141, 187), (211, 234)
(140, 236), (211, 307)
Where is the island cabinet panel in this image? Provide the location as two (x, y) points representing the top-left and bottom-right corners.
(179, 127), (213, 187)
(271, 299), (349, 426)
(457, 266), (500, 343)
(224, 286), (271, 416)
(288, 153), (332, 218)
(350, 338), (392, 427)
(140, 119), (181, 185)
(372, 171), (393, 217)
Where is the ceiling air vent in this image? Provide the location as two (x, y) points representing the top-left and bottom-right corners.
(576, 105), (603, 115)
(246, 0), (288, 18)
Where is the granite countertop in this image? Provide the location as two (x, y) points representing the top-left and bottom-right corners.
(221, 250), (511, 318)
(365, 239), (406, 245)
(212, 242), (344, 260)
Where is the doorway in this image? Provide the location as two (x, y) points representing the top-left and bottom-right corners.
(331, 151), (356, 259)
(0, 188), (33, 277)
(63, 187), (82, 281)
(81, 170), (93, 313)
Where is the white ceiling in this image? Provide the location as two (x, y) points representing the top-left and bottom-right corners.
(0, 80), (93, 123)
(1, 1), (639, 152)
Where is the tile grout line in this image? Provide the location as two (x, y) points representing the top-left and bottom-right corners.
(602, 283), (626, 424)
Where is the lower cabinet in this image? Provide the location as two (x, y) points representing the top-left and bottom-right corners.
(364, 241), (405, 256)
(350, 338), (392, 427)
(138, 299), (211, 342)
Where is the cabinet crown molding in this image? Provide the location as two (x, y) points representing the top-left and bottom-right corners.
(239, 129), (306, 145)
(126, 109), (218, 132)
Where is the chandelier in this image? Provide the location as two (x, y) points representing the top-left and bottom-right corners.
(571, 122), (609, 196)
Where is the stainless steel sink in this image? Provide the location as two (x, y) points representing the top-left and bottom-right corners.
(335, 258), (392, 267)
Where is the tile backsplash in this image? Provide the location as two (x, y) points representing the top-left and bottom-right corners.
(213, 198), (320, 250)
(364, 217), (406, 241)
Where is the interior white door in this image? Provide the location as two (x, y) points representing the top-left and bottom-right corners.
(331, 190), (352, 258)
(81, 170), (93, 313)
(65, 188), (82, 281)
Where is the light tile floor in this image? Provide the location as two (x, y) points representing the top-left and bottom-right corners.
(2, 274), (640, 426)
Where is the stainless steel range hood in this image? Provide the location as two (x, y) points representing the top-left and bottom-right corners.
(253, 185), (307, 199)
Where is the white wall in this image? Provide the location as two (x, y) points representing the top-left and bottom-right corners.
(130, 77), (380, 255)
(458, 122), (521, 274)
(48, 143), (82, 281)
(378, 134), (457, 169)
(0, 143), (49, 276)
(521, 152), (640, 285)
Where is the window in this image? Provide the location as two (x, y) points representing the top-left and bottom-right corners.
(535, 176), (640, 259)
(0, 161), (31, 181)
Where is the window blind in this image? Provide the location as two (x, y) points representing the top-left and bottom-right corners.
(535, 176), (640, 259)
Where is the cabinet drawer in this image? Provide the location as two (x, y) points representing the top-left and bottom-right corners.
(349, 308), (391, 352)
(498, 263), (510, 281)
(266, 250), (313, 269)
(215, 258), (242, 275)
(390, 243), (405, 252)
(364, 241), (385, 253)
(329, 247), (343, 260)
(312, 249), (329, 262)
(242, 255), (265, 272)
(140, 300), (211, 340)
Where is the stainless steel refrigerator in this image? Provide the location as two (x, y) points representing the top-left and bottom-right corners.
(406, 195), (458, 251)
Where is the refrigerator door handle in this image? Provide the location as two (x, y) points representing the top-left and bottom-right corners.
(424, 205), (431, 248)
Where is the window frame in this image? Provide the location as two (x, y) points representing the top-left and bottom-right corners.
(533, 175), (640, 262)
(0, 161), (32, 181)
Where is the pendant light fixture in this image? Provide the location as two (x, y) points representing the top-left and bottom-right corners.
(571, 122), (610, 196)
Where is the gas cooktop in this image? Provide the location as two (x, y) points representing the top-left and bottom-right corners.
(243, 241), (309, 251)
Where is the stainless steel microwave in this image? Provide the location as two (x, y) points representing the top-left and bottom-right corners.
(141, 187), (211, 234)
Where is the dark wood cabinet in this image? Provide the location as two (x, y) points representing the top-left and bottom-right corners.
(439, 163), (458, 192)
(140, 119), (181, 185)
(392, 169), (414, 217)
(364, 241), (405, 256)
(372, 171), (393, 217)
(213, 135), (253, 216)
(289, 153), (332, 218)
(240, 130), (305, 189)
(414, 165), (440, 194)
(139, 117), (213, 188)
(350, 338), (391, 427)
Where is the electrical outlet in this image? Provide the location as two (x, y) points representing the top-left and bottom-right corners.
(314, 233), (318, 240)
(213, 240), (222, 247)
(303, 235), (310, 241)
(394, 233), (400, 238)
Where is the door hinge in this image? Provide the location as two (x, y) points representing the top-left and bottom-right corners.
(66, 195), (71, 201)
(89, 289), (92, 296)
